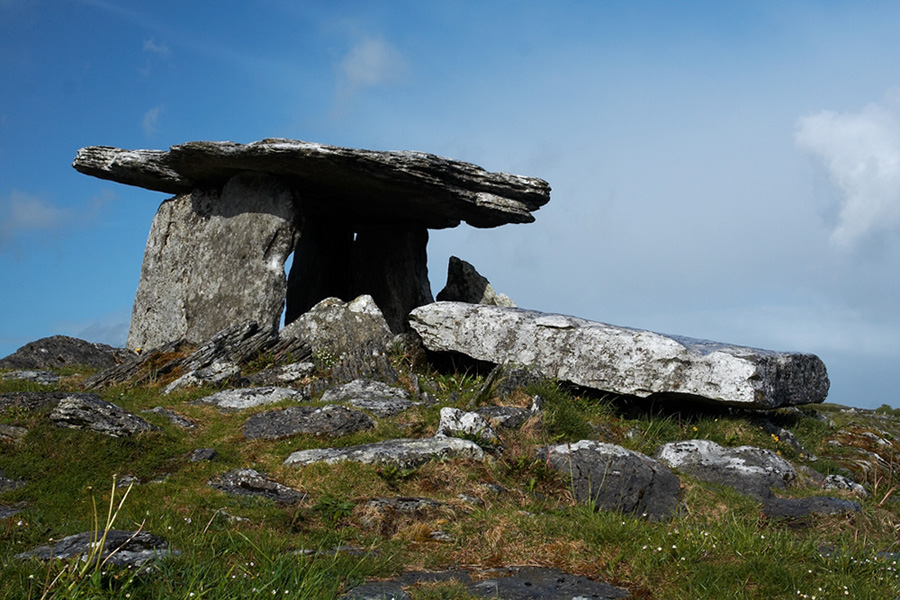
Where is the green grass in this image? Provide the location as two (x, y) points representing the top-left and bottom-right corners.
(3, 361), (900, 599)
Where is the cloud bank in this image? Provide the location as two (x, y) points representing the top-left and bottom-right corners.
(795, 94), (900, 249)
(336, 36), (408, 105)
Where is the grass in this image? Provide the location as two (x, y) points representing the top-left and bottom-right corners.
(3, 354), (900, 599)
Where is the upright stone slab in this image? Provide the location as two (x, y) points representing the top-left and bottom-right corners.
(409, 302), (830, 409)
(128, 173), (300, 350)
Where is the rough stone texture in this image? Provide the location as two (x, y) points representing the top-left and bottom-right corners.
(0, 470), (25, 492)
(188, 448), (218, 462)
(656, 439), (796, 498)
(537, 440), (681, 520)
(436, 256), (516, 307)
(0, 335), (132, 371)
(73, 139), (551, 229)
(246, 361), (316, 386)
(1, 370), (59, 385)
(320, 379), (414, 417)
(50, 395), (158, 437)
(0, 391), (70, 413)
(195, 386), (308, 411)
(822, 474), (868, 497)
(242, 405), (374, 440)
(436, 407), (502, 449)
(477, 406), (534, 430)
(284, 437), (484, 469)
(127, 172), (300, 351)
(142, 407), (197, 429)
(762, 496), (861, 519)
(409, 302), (829, 409)
(16, 530), (174, 567)
(164, 359), (241, 394)
(208, 468), (306, 504)
(0, 424), (28, 442)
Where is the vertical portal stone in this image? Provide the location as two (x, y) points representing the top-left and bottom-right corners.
(283, 219), (354, 326)
(127, 173), (300, 350)
(352, 227), (433, 333)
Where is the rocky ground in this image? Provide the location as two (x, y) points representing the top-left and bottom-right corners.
(2, 305), (900, 599)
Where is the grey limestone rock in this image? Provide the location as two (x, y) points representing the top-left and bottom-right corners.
(50, 395), (158, 438)
(247, 361), (316, 386)
(436, 256), (516, 307)
(242, 405), (374, 440)
(656, 439), (796, 498)
(284, 437), (484, 469)
(1, 370), (59, 385)
(436, 407), (502, 449)
(188, 448), (218, 462)
(537, 440), (681, 520)
(822, 474), (868, 497)
(320, 378), (414, 417)
(142, 407), (197, 429)
(164, 359), (241, 394)
(409, 302), (829, 409)
(0, 470), (26, 493)
(0, 335), (132, 371)
(126, 173), (300, 351)
(16, 530), (175, 567)
(208, 468), (306, 504)
(762, 496), (861, 519)
(476, 406), (533, 430)
(73, 139), (551, 229)
(0, 424), (28, 442)
(195, 386), (308, 411)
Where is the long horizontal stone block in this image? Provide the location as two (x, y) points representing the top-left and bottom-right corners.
(283, 437), (484, 469)
(408, 302), (829, 409)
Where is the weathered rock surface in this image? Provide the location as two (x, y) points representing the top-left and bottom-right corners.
(320, 379), (414, 417)
(477, 405), (534, 430)
(0, 470), (25, 493)
(126, 173), (300, 351)
(1, 370), (59, 385)
(0, 391), (70, 413)
(436, 256), (516, 307)
(16, 530), (175, 567)
(762, 495), (861, 519)
(246, 361), (316, 386)
(284, 437), (484, 469)
(0, 336), (132, 371)
(537, 440), (681, 520)
(0, 424), (28, 442)
(164, 359), (241, 394)
(436, 407), (502, 449)
(208, 468), (306, 504)
(73, 139), (551, 229)
(195, 386), (308, 411)
(822, 474), (868, 497)
(656, 439), (796, 498)
(242, 405), (375, 440)
(409, 302), (829, 409)
(142, 407), (197, 429)
(50, 395), (157, 437)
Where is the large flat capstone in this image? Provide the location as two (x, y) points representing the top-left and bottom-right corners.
(408, 302), (829, 409)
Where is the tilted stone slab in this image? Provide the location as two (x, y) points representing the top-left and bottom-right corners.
(73, 139), (551, 229)
(409, 302), (829, 409)
(50, 395), (158, 438)
(284, 437), (484, 469)
(242, 405), (375, 440)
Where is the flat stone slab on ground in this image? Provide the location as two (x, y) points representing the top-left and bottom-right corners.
(242, 405), (375, 440)
(762, 496), (861, 519)
(284, 437), (484, 469)
(409, 302), (829, 409)
(320, 379), (415, 417)
(16, 530), (175, 567)
(208, 468), (307, 504)
(195, 386), (309, 411)
(50, 394), (158, 438)
(1, 370), (59, 385)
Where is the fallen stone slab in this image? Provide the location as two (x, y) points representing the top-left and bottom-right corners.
(73, 139), (551, 229)
(1, 370), (59, 385)
(284, 437), (484, 469)
(537, 440), (681, 520)
(409, 302), (829, 409)
(16, 530), (175, 567)
(242, 405), (375, 440)
(208, 468), (307, 504)
(50, 395), (158, 438)
(656, 439), (796, 498)
(320, 379), (414, 417)
(762, 495), (861, 519)
(195, 386), (309, 411)
(0, 391), (70, 413)
(0, 336), (132, 371)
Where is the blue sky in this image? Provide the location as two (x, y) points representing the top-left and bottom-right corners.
(2, 1), (900, 408)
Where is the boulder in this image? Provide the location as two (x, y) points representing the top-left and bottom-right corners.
(537, 440), (681, 520)
(409, 302), (829, 409)
(320, 379), (414, 417)
(208, 468), (307, 504)
(126, 173), (300, 351)
(436, 256), (515, 307)
(16, 530), (175, 567)
(436, 407), (502, 449)
(242, 405), (375, 440)
(195, 386), (308, 411)
(656, 439), (796, 498)
(0, 391), (70, 413)
(50, 395), (158, 437)
(284, 437), (484, 469)
(0, 335), (131, 371)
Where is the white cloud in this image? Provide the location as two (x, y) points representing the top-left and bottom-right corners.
(0, 190), (66, 245)
(339, 36), (408, 94)
(142, 105), (164, 137)
(795, 93), (900, 249)
(142, 36), (170, 57)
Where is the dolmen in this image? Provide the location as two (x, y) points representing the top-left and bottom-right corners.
(73, 139), (550, 349)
